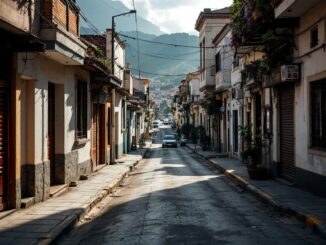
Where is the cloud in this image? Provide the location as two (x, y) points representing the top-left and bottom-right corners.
(116, 0), (233, 33)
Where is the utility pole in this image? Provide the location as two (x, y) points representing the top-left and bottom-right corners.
(110, 10), (136, 163)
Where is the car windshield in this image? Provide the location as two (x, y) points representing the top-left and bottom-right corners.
(164, 135), (176, 140)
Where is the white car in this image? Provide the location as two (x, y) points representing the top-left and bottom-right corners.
(162, 135), (177, 148)
(153, 120), (160, 128)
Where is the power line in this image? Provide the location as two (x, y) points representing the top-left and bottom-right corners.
(130, 69), (188, 77)
(131, 0), (141, 78)
(127, 44), (199, 61)
(119, 33), (216, 49)
(127, 45), (200, 57)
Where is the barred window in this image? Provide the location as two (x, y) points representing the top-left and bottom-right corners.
(77, 80), (88, 139)
(311, 80), (326, 150)
(215, 52), (221, 72)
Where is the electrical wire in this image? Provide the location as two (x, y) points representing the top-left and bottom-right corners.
(126, 44), (199, 61)
(131, 0), (141, 78)
(118, 33), (217, 49)
(130, 69), (188, 77)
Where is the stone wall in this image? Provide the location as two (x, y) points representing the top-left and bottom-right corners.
(55, 151), (92, 184)
(24, 161), (50, 203)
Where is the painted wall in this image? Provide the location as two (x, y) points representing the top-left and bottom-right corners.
(0, 0), (40, 36)
(293, 2), (326, 176)
(17, 53), (91, 165)
(199, 18), (230, 89)
(115, 94), (125, 157)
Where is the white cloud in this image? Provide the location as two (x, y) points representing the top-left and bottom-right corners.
(116, 0), (233, 33)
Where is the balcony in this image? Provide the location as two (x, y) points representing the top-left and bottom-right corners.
(241, 61), (264, 88)
(40, 0), (86, 65)
(273, 0), (321, 18)
(199, 70), (215, 92)
(215, 71), (231, 92)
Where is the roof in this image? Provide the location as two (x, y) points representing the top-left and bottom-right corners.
(195, 7), (231, 31)
(212, 23), (231, 45)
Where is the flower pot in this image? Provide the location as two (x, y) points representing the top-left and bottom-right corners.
(247, 167), (268, 180)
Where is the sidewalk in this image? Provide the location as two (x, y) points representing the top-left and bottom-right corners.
(186, 143), (326, 238)
(0, 145), (150, 245)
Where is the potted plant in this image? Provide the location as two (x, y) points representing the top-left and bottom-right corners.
(239, 125), (268, 179)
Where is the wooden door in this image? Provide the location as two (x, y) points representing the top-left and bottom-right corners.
(0, 80), (9, 211)
(48, 83), (56, 185)
(92, 104), (105, 166)
(92, 104), (99, 166)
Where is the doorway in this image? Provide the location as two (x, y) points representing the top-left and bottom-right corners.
(48, 83), (56, 186)
(92, 104), (105, 167)
(0, 80), (9, 210)
(233, 110), (239, 153)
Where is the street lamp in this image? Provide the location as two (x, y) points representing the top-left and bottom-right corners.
(111, 10), (136, 76)
(110, 10), (136, 164)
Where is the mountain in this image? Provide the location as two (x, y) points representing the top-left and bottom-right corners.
(122, 32), (199, 83)
(77, 0), (199, 83)
(77, 0), (164, 35)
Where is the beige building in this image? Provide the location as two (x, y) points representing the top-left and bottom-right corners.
(195, 7), (231, 148)
(272, 0), (326, 196)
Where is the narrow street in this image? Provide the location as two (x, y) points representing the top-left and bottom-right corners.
(58, 126), (324, 245)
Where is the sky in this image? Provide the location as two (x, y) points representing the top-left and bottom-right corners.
(115, 0), (233, 34)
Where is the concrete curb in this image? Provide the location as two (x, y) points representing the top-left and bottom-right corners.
(187, 145), (326, 239)
(39, 147), (150, 245)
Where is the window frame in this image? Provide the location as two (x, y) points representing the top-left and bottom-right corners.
(310, 25), (318, 49)
(215, 52), (221, 73)
(76, 79), (88, 141)
(310, 79), (326, 151)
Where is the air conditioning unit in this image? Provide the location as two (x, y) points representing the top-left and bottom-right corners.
(281, 64), (300, 82)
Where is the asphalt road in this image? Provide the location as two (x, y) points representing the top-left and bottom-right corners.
(58, 126), (324, 245)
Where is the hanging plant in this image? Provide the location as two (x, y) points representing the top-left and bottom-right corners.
(231, 0), (274, 48)
(261, 30), (293, 68)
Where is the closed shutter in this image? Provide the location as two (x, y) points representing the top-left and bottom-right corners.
(0, 80), (8, 210)
(92, 104), (99, 165)
(279, 85), (295, 182)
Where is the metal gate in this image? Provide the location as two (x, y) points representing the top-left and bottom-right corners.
(0, 80), (8, 210)
(279, 84), (295, 182)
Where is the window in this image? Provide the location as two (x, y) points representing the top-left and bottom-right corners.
(215, 52), (221, 72)
(77, 80), (88, 139)
(310, 26), (318, 48)
(311, 80), (326, 150)
(201, 37), (205, 74)
(121, 100), (126, 130)
(233, 55), (239, 69)
(200, 42), (203, 70)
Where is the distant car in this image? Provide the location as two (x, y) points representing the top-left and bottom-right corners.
(153, 120), (160, 128)
(180, 135), (187, 146)
(162, 134), (177, 148)
(163, 118), (169, 125)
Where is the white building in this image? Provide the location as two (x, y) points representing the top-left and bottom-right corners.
(273, 0), (326, 196)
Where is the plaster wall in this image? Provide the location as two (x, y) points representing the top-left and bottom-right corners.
(291, 2), (326, 176)
(199, 19), (230, 89)
(16, 53), (91, 165)
(0, 0), (40, 36)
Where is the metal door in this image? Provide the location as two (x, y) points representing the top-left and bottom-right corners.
(279, 85), (295, 181)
